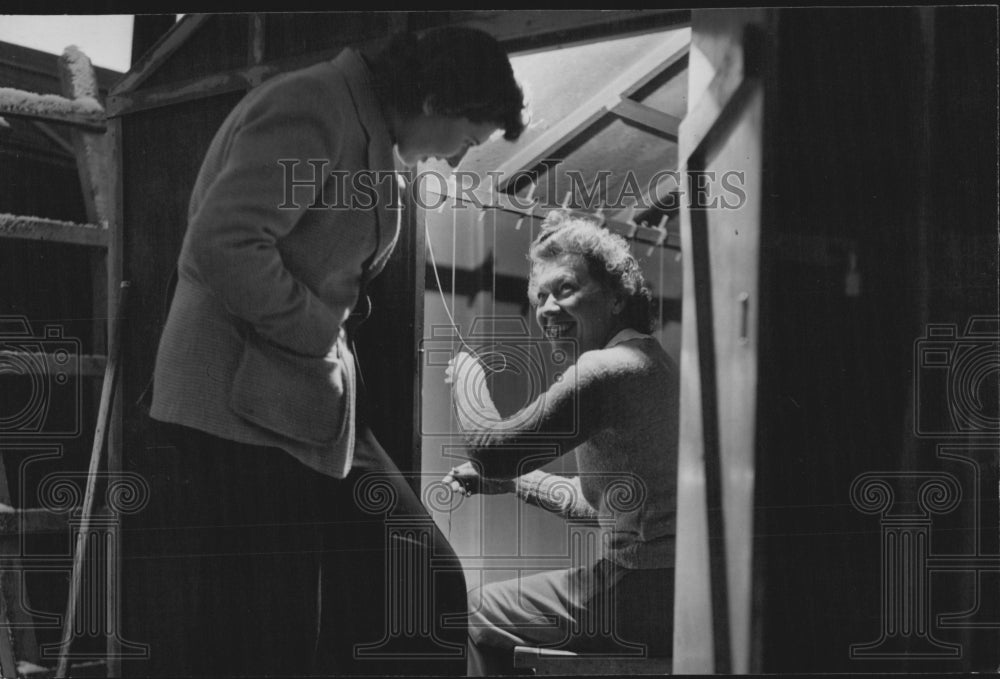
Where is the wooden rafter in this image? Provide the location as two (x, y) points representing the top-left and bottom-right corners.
(488, 28), (690, 193)
(109, 14), (211, 96)
(107, 13), (692, 121)
(457, 9), (689, 53)
(421, 186), (680, 251)
(30, 121), (75, 156)
(248, 14), (265, 68)
(610, 98), (681, 140)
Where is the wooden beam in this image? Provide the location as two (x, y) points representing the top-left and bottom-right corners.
(132, 15), (181, 70)
(0, 351), (106, 378)
(353, 173), (425, 478)
(0, 506), (69, 535)
(454, 10), (690, 53)
(107, 69), (256, 118)
(0, 459), (40, 668)
(0, 90), (105, 132)
(107, 44), (357, 117)
(426, 188), (681, 251)
(0, 214), (108, 248)
(58, 47), (114, 379)
(108, 14), (690, 118)
(248, 13), (265, 67)
(610, 98), (681, 140)
(19, 659), (107, 678)
(30, 121), (74, 156)
(679, 26), (763, 160)
(424, 262), (682, 323)
(491, 29), (690, 192)
(58, 46), (112, 225)
(110, 14), (212, 96)
(104, 116), (125, 679)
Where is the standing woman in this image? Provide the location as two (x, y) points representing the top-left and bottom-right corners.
(444, 211), (678, 675)
(135, 26), (525, 677)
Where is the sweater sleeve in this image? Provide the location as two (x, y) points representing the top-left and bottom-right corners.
(451, 351), (611, 478)
(183, 75), (346, 358)
(514, 470), (600, 523)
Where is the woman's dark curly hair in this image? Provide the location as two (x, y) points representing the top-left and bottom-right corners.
(369, 26), (526, 141)
(528, 210), (654, 334)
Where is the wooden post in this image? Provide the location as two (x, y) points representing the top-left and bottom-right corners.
(355, 171), (425, 479)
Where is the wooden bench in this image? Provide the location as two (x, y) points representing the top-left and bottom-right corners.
(513, 646), (672, 675)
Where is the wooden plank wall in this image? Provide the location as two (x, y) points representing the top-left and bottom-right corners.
(753, 8), (998, 674)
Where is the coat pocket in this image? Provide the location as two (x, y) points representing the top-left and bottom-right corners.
(229, 332), (349, 446)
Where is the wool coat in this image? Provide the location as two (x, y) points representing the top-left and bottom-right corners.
(151, 49), (401, 478)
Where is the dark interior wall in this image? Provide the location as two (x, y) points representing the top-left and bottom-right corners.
(140, 14), (251, 89)
(755, 7), (998, 673)
(119, 91), (245, 453)
(131, 14), (179, 68)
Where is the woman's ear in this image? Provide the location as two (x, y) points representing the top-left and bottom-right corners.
(611, 291), (627, 315)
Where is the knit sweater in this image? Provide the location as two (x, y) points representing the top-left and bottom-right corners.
(453, 329), (679, 569)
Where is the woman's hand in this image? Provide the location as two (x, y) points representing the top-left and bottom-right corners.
(443, 461), (514, 497)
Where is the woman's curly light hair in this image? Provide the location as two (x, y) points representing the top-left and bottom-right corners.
(527, 210), (654, 333)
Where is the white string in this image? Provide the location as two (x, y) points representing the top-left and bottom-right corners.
(424, 216), (509, 371)
(491, 209), (497, 337)
(425, 222), (477, 356)
(448, 204), (457, 538)
(424, 196), (507, 538)
(658, 233), (665, 343)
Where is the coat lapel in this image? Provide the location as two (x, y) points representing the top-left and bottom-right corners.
(334, 49), (401, 282)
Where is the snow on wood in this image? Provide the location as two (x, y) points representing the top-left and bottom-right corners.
(59, 45), (100, 100)
(58, 45), (113, 223)
(0, 213), (107, 248)
(0, 88), (104, 130)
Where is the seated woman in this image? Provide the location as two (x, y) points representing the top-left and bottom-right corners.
(443, 210), (679, 675)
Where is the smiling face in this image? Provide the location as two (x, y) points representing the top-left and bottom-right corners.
(529, 253), (626, 355)
(394, 103), (499, 168)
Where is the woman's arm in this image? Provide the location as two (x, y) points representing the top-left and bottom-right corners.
(448, 349), (609, 478)
(514, 469), (599, 523)
(443, 463), (599, 524)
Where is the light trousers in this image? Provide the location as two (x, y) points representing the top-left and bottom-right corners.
(467, 559), (674, 676)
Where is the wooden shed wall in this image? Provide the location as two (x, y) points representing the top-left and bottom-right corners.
(751, 8), (998, 673)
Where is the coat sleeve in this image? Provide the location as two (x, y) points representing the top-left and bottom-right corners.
(184, 74), (347, 358)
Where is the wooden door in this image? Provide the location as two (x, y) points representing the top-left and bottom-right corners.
(673, 9), (771, 674)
